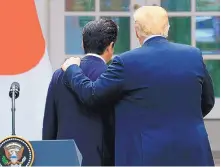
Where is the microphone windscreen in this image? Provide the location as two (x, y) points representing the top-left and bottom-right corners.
(11, 82), (20, 91)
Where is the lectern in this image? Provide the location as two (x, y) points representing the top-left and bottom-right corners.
(5, 83), (82, 166)
(30, 140), (82, 166)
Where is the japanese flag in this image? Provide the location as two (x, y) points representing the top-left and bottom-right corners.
(0, 0), (52, 140)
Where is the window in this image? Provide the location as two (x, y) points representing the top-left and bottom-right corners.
(64, 0), (131, 56)
(65, 16), (95, 54)
(100, 0), (130, 11)
(168, 17), (191, 45)
(204, 60), (220, 97)
(161, 0), (191, 11)
(196, 16), (220, 55)
(65, 0), (95, 11)
(196, 0), (220, 11)
(101, 16), (130, 54)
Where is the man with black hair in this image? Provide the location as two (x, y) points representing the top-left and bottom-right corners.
(42, 19), (117, 166)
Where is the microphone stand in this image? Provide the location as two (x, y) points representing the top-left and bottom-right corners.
(11, 89), (16, 136)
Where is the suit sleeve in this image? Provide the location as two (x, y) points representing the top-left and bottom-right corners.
(201, 62), (215, 117)
(64, 56), (125, 107)
(42, 73), (58, 140)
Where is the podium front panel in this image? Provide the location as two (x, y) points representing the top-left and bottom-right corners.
(30, 140), (81, 166)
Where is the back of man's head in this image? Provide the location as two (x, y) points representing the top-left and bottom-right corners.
(82, 19), (118, 55)
(133, 6), (169, 39)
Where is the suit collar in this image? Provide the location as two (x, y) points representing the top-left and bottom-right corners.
(143, 36), (168, 46)
(143, 35), (163, 44)
(86, 53), (106, 63)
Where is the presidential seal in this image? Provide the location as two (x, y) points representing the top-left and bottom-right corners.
(0, 136), (34, 167)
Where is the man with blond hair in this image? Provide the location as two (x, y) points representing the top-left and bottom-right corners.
(61, 6), (214, 166)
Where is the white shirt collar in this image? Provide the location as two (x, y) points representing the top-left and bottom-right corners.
(143, 35), (163, 44)
(86, 53), (106, 63)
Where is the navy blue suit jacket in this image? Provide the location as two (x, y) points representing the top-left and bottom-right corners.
(64, 37), (215, 166)
(43, 56), (114, 166)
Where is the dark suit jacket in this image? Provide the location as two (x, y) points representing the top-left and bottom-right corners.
(42, 56), (114, 166)
(64, 37), (215, 166)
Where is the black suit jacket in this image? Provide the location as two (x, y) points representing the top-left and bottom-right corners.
(42, 55), (114, 166)
(201, 63), (215, 117)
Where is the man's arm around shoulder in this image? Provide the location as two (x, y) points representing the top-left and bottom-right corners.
(64, 56), (125, 107)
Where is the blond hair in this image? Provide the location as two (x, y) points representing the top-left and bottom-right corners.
(133, 6), (170, 38)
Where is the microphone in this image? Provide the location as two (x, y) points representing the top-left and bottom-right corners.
(9, 82), (20, 99)
(9, 82), (20, 136)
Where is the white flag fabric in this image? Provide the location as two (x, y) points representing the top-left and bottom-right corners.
(0, 0), (52, 140)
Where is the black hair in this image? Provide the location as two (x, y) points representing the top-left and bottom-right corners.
(82, 19), (118, 55)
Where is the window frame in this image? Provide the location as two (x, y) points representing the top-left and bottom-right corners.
(160, 0), (220, 60)
(64, 0), (134, 57)
(52, 0), (220, 119)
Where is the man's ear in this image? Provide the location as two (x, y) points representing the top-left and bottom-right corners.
(106, 42), (114, 52)
(110, 42), (114, 48)
(135, 27), (139, 39)
(134, 23), (141, 39)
